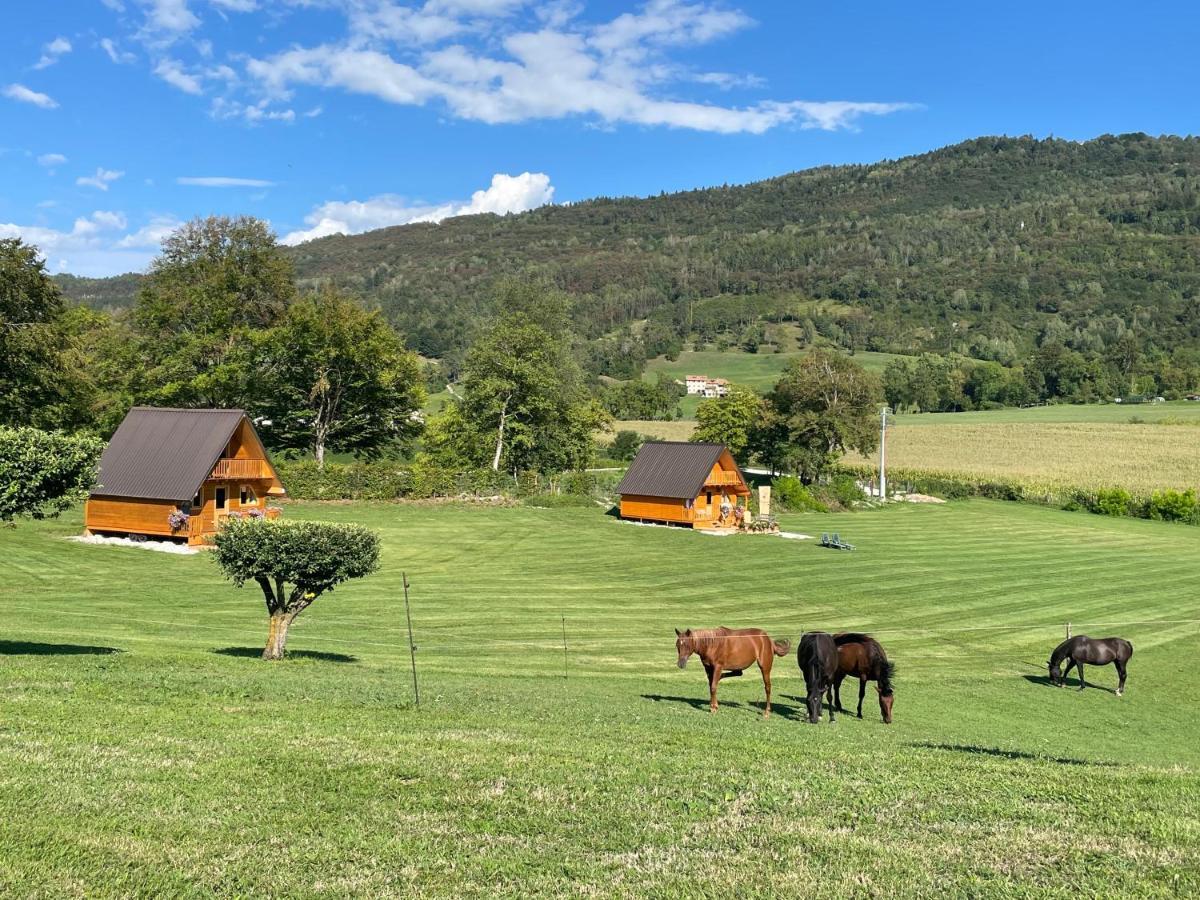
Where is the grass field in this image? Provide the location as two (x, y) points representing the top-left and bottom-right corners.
(2, 500), (1199, 895)
(619, 400), (1200, 492)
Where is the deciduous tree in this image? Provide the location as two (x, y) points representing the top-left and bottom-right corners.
(764, 350), (882, 482)
(134, 216), (294, 409)
(691, 386), (764, 461)
(212, 519), (381, 660)
(261, 288), (425, 467)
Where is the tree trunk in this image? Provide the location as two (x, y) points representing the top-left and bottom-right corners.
(491, 395), (510, 471)
(262, 611), (295, 660)
(314, 434), (326, 470)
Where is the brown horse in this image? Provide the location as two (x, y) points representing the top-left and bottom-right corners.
(675, 627), (791, 716)
(833, 633), (895, 723)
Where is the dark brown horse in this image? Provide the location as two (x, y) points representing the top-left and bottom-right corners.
(797, 631), (839, 724)
(1049, 636), (1133, 695)
(675, 627), (791, 716)
(833, 633), (895, 723)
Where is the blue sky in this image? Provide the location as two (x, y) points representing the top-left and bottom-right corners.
(2, 0), (1197, 276)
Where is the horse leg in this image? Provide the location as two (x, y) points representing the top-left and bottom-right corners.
(1076, 662), (1086, 691)
(857, 677), (867, 719)
(833, 673), (845, 712)
(761, 663), (772, 719)
(709, 666), (723, 713)
(1061, 659), (1075, 686)
(826, 684), (836, 723)
(1114, 660), (1127, 696)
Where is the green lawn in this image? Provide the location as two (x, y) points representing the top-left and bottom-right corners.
(645, 348), (904, 391)
(2, 501), (1199, 896)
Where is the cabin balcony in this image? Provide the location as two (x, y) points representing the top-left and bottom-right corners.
(210, 458), (272, 480)
(704, 472), (743, 487)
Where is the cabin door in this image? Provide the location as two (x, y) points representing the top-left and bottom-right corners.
(214, 486), (228, 523)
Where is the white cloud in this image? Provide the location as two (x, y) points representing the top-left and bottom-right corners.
(142, 0), (200, 34)
(115, 216), (182, 248)
(210, 96), (295, 123)
(100, 37), (137, 63)
(210, 0), (257, 11)
(241, 1), (916, 135)
(154, 58), (204, 94)
(76, 168), (125, 190)
(177, 175), (276, 186)
(37, 153), (68, 168)
(0, 210), (159, 276)
(33, 36), (73, 70)
(282, 171), (553, 245)
(4, 83), (59, 109)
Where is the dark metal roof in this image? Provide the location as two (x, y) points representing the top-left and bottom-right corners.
(90, 407), (249, 500)
(615, 441), (745, 499)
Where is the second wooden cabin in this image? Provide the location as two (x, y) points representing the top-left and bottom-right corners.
(616, 441), (751, 528)
(84, 407), (286, 546)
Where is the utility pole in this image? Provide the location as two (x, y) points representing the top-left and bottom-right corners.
(879, 406), (891, 501)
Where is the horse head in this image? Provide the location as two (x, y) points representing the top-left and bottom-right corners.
(675, 628), (694, 669)
(1047, 658), (1063, 686)
(877, 686), (894, 724)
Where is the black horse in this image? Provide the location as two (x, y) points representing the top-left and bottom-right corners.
(1048, 635), (1133, 695)
(797, 632), (838, 724)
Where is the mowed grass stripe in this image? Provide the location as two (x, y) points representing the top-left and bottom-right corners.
(1, 500), (1198, 896)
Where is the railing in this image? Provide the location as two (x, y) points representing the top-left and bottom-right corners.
(210, 458), (272, 480)
(704, 472), (743, 487)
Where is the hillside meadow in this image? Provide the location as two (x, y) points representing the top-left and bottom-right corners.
(2, 500), (1199, 896)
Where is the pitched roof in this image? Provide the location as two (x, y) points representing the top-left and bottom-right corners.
(90, 407), (250, 500)
(615, 441), (745, 499)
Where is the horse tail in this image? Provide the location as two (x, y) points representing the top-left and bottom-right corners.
(772, 638), (791, 657)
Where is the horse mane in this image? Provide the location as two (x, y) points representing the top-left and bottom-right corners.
(877, 659), (896, 695)
(687, 627), (728, 654)
(834, 632), (875, 646)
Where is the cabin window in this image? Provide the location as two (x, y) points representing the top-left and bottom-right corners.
(240, 485), (256, 506)
(192, 491), (201, 509)
(706, 492), (712, 505)
(684, 498), (693, 509)
(215, 487), (227, 511)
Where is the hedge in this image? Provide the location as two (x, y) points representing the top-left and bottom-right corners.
(274, 460), (620, 503)
(838, 463), (1200, 526)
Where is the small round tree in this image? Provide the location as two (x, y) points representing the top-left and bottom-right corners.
(212, 518), (381, 660)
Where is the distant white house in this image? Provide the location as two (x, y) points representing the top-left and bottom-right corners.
(684, 375), (731, 398)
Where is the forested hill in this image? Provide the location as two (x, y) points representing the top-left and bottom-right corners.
(58, 133), (1200, 363)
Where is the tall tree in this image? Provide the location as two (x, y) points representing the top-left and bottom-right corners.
(690, 386), (764, 461)
(457, 281), (607, 472)
(134, 216), (295, 409)
(764, 350), (883, 482)
(260, 288), (425, 467)
(0, 239), (78, 428)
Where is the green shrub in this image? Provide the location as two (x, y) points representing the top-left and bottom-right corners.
(827, 473), (866, 508)
(1092, 487), (1134, 517)
(561, 471), (596, 496)
(0, 427), (104, 522)
(609, 430), (643, 461)
(1147, 488), (1198, 522)
(772, 475), (827, 512)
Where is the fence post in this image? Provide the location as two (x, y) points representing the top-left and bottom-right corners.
(561, 614), (568, 682)
(403, 572), (419, 708)
(1066, 621), (1071, 640)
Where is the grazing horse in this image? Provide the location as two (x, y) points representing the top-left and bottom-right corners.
(797, 632), (839, 724)
(833, 633), (895, 723)
(674, 627), (790, 716)
(1048, 636), (1133, 695)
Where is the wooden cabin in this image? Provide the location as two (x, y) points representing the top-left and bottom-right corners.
(616, 441), (751, 529)
(85, 407), (286, 546)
